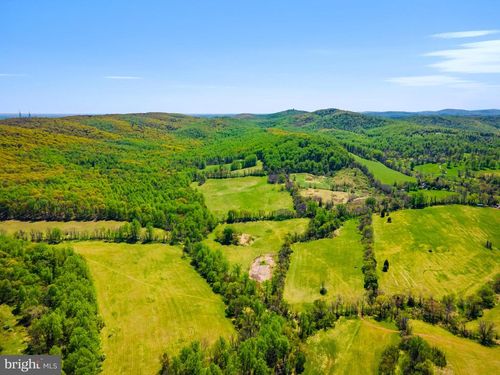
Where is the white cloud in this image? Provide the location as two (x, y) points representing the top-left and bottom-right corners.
(387, 75), (471, 86)
(432, 30), (498, 39)
(104, 75), (142, 80)
(426, 39), (500, 73)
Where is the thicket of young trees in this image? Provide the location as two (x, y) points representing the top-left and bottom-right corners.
(0, 235), (103, 374)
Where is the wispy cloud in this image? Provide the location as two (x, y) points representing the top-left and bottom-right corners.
(387, 75), (471, 87)
(0, 73), (27, 77)
(426, 39), (500, 73)
(104, 75), (142, 80)
(432, 30), (498, 39)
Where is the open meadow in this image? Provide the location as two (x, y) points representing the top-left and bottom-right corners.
(0, 220), (126, 235)
(73, 242), (235, 375)
(192, 176), (293, 218)
(284, 220), (365, 309)
(412, 320), (500, 375)
(351, 154), (416, 185)
(303, 318), (400, 375)
(203, 219), (309, 270)
(373, 205), (500, 297)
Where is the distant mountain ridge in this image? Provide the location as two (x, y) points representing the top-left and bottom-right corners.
(364, 109), (500, 118)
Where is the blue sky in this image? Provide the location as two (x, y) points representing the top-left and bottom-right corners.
(1, 0), (499, 113)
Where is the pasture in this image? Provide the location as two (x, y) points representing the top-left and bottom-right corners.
(303, 318), (400, 374)
(351, 154), (416, 185)
(373, 205), (500, 297)
(291, 173), (334, 190)
(0, 220), (125, 235)
(412, 320), (500, 375)
(73, 242), (235, 375)
(284, 220), (365, 309)
(193, 176), (293, 218)
(204, 219), (309, 270)
(204, 160), (264, 176)
(409, 189), (459, 200)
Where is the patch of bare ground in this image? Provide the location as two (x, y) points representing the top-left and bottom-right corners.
(249, 255), (275, 282)
(299, 188), (352, 204)
(238, 233), (254, 246)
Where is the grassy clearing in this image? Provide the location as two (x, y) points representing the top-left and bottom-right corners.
(466, 304), (500, 332)
(291, 168), (371, 193)
(373, 205), (500, 297)
(414, 162), (499, 179)
(351, 154), (416, 185)
(193, 176), (293, 218)
(291, 173), (334, 190)
(73, 242), (235, 375)
(412, 320), (500, 375)
(409, 189), (459, 200)
(0, 305), (27, 354)
(0, 220), (168, 241)
(284, 220), (365, 309)
(204, 160), (263, 175)
(204, 219), (309, 270)
(303, 318), (400, 374)
(0, 220), (126, 235)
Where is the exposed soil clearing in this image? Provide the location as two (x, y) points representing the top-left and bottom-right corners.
(249, 254), (275, 282)
(238, 233), (254, 246)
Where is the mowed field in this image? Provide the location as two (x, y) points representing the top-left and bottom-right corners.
(204, 219), (309, 270)
(412, 320), (500, 375)
(193, 176), (293, 218)
(373, 205), (500, 297)
(284, 220), (365, 309)
(303, 318), (400, 375)
(0, 220), (126, 235)
(351, 154), (416, 185)
(73, 242), (235, 375)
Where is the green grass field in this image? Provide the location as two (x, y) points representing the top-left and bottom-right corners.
(414, 162), (499, 179)
(204, 160), (263, 175)
(0, 305), (27, 355)
(412, 320), (500, 375)
(290, 173), (334, 190)
(0, 220), (126, 235)
(303, 318), (400, 374)
(409, 189), (459, 200)
(284, 220), (365, 309)
(0, 220), (168, 241)
(193, 176), (293, 218)
(351, 154), (416, 185)
(373, 205), (500, 297)
(204, 219), (309, 270)
(466, 304), (500, 332)
(73, 242), (235, 375)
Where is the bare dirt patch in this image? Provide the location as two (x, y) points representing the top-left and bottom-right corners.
(299, 188), (351, 204)
(249, 255), (275, 282)
(238, 233), (254, 246)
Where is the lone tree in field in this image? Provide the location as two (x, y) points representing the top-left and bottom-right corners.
(320, 281), (327, 295)
(382, 259), (389, 272)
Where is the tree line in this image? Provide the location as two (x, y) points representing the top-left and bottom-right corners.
(0, 235), (103, 374)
